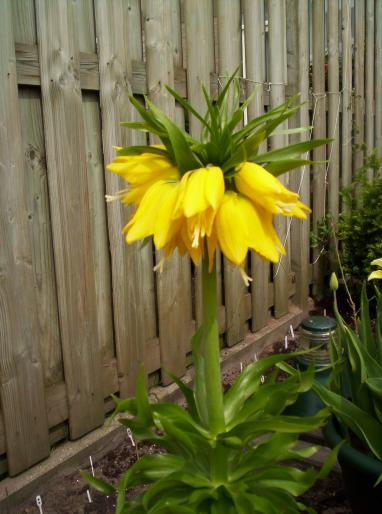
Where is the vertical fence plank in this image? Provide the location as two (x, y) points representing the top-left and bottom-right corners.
(311, 0), (326, 297)
(287, 0), (310, 307)
(365, 0), (375, 177)
(217, 0), (247, 345)
(76, 0), (114, 365)
(328, 0), (341, 227)
(19, 89), (63, 388)
(0, 0), (50, 474)
(94, 0), (156, 396)
(354, 1), (365, 173)
(376, 1), (382, 169)
(269, 0), (289, 317)
(36, 0), (104, 438)
(13, 0), (63, 389)
(170, 0), (193, 349)
(341, 0), (353, 194)
(288, 0), (310, 307)
(184, 0), (215, 329)
(142, 0), (191, 383)
(243, 0), (270, 330)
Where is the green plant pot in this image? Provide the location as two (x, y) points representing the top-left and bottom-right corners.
(323, 416), (382, 514)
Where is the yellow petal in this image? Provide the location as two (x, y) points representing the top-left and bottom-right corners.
(235, 162), (301, 216)
(107, 153), (179, 205)
(368, 270), (382, 281)
(125, 181), (178, 244)
(371, 258), (382, 268)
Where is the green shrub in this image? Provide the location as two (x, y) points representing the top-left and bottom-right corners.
(310, 151), (382, 289)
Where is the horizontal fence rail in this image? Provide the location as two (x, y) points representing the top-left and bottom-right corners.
(0, 0), (381, 477)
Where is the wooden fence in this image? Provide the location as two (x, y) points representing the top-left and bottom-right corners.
(0, 0), (381, 477)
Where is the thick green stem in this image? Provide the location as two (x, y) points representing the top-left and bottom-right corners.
(201, 256), (225, 434)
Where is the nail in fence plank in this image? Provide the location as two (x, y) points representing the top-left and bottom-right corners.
(311, 0), (326, 298)
(94, 0), (156, 396)
(142, 0), (191, 384)
(365, 0), (375, 179)
(375, 3), (382, 167)
(243, 0), (270, 330)
(0, 0), (50, 475)
(269, 0), (289, 318)
(217, 0), (247, 345)
(35, 0), (104, 438)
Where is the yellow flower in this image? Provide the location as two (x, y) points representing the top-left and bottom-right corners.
(107, 151), (179, 205)
(234, 162), (311, 219)
(211, 191), (285, 282)
(368, 258), (382, 281)
(174, 166), (224, 249)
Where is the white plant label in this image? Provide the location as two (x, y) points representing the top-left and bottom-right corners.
(87, 489), (92, 503)
(36, 495), (43, 514)
(260, 375), (265, 384)
(284, 335), (288, 350)
(127, 428), (136, 447)
(289, 324), (295, 339)
(240, 362), (243, 373)
(89, 455), (95, 477)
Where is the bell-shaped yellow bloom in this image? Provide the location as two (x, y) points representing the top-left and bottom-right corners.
(124, 180), (182, 250)
(234, 162), (311, 219)
(214, 191), (284, 268)
(174, 166), (224, 248)
(368, 258), (382, 281)
(107, 151), (179, 205)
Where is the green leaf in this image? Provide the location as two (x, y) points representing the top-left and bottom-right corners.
(136, 366), (152, 426)
(360, 283), (375, 356)
(253, 138), (331, 164)
(265, 158), (316, 176)
(191, 326), (209, 427)
(313, 382), (382, 460)
(165, 85), (212, 133)
(116, 145), (169, 158)
(80, 471), (116, 494)
(224, 350), (312, 424)
(166, 373), (200, 422)
(146, 99), (201, 173)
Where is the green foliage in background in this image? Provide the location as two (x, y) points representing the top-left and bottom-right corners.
(314, 282), (382, 462)
(311, 150), (382, 288)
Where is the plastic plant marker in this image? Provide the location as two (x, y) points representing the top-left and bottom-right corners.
(36, 495), (43, 514)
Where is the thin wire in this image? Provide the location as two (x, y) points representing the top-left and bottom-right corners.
(274, 88), (343, 276)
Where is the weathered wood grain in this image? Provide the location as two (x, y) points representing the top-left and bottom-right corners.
(288, 0), (310, 308)
(365, 0), (375, 178)
(184, 0), (215, 328)
(217, 0), (247, 345)
(35, 0), (104, 439)
(0, 0), (50, 475)
(354, 1), (365, 175)
(94, 0), (157, 396)
(142, 0), (192, 384)
(328, 0), (341, 226)
(376, 2), (382, 169)
(19, 88), (63, 387)
(341, 0), (353, 196)
(269, 0), (289, 317)
(243, 0), (271, 330)
(311, 0), (326, 297)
